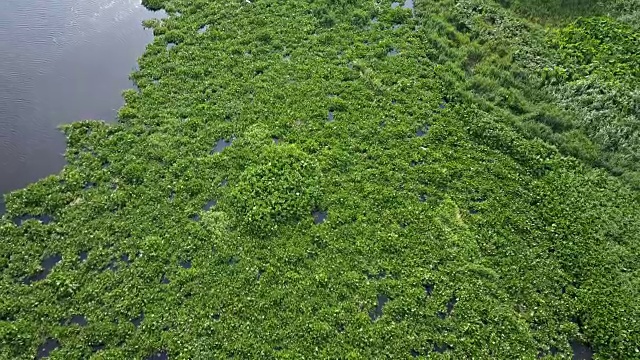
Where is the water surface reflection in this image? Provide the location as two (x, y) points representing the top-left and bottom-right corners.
(0, 0), (164, 197)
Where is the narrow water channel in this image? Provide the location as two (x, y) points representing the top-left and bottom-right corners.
(0, 0), (164, 208)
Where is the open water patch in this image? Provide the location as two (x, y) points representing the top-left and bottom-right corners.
(79, 251), (88, 262)
(166, 42), (176, 50)
(69, 315), (88, 326)
(438, 295), (457, 319)
(120, 254), (131, 265)
(23, 254), (62, 284)
(146, 350), (169, 360)
(391, 2), (401, 8)
(160, 273), (170, 284)
(91, 343), (105, 353)
(446, 296), (457, 313)
(36, 338), (60, 359)
(434, 343), (451, 353)
(179, 260), (192, 269)
(570, 340), (593, 360)
(131, 312), (144, 328)
(387, 48), (399, 56)
(403, 0), (414, 15)
(368, 294), (389, 321)
(367, 270), (387, 280)
(211, 138), (232, 154)
(197, 25), (209, 34)
(312, 210), (327, 224)
(203, 200), (217, 211)
(424, 283), (434, 295)
(13, 214), (53, 226)
(328, 110), (334, 122)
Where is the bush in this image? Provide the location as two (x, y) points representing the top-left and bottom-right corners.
(228, 144), (320, 237)
(141, 0), (166, 11)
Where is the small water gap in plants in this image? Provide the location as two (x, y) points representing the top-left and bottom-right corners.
(368, 294), (389, 321)
(312, 210), (327, 224)
(36, 338), (60, 359)
(23, 254), (62, 284)
(570, 340), (594, 360)
(203, 200), (217, 211)
(211, 138), (233, 154)
(146, 350), (169, 360)
(12, 214), (53, 226)
(131, 312), (144, 328)
(403, 0), (414, 16)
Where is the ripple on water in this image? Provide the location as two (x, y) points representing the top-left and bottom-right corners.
(0, 0), (166, 195)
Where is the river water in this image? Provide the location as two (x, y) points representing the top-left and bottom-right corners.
(0, 0), (164, 212)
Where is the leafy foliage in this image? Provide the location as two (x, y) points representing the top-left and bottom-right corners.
(1, 0), (639, 358)
(549, 17), (640, 85)
(228, 144), (320, 237)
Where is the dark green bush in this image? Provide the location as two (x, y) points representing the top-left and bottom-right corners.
(228, 144), (320, 237)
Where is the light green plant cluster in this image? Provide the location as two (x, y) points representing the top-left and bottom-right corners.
(1, 0), (639, 359)
(229, 142), (321, 237)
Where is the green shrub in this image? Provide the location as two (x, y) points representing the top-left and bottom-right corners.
(228, 144), (320, 237)
(141, 0), (167, 11)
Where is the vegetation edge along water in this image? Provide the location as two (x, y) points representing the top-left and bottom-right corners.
(1, 0), (639, 358)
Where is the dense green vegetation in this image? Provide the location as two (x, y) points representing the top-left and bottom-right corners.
(1, 0), (639, 358)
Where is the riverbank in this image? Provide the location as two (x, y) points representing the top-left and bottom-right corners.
(1, 0), (639, 358)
